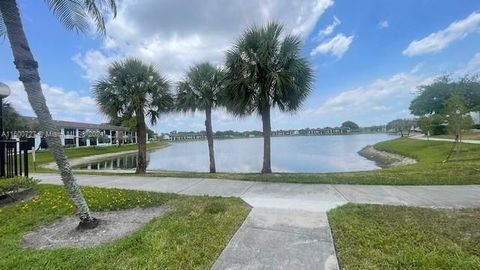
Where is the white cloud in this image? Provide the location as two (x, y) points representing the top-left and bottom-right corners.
(403, 11), (480, 57)
(73, 50), (114, 83)
(305, 66), (432, 124)
(310, 33), (354, 58)
(378, 20), (389, 29)
(455, 52), (480, 76)
(5, 81), (103, 124)
(317, 16), (341, 40)
(74, 0), (334, 82)
(321, 73), (419, 111)
(372, 105), (389, 111)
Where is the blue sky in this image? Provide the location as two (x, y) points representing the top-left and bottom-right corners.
(1, 0), (480, 133)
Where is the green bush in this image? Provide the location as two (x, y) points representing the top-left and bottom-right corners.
(431, 124), (447, 135)
(0, 177), (38, 195)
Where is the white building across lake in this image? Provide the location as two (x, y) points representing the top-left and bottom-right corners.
(24, 117), (137, 149)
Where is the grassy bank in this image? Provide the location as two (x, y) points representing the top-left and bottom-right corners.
(328, 204), (480, 269)
(0, 184), (249, 269)
(101, 138), (479, 185)
(31, 141), (169, 172)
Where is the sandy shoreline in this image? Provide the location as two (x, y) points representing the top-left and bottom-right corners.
(358, 145), (417, 168)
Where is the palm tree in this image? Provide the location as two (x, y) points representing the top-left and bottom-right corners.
(176, 62), (224, 173)
(223, 22), (313, 173)
(0, 0), (116, 229)
(94, 58), (174, 174)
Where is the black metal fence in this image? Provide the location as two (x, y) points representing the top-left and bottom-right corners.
(0, 140), (29, 178)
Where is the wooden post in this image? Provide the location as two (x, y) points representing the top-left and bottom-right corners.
(24, 144), (28, 177)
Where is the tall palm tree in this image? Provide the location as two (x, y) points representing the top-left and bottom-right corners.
(176, 62), (224, 173)
(223, 22), (313, 173)
(94, 58), (174, 174)
(0, 0), (116, 229)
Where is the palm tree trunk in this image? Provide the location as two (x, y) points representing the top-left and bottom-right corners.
(135, 110), (147, 174)
(261, 107), (272, 173)
(205, 106), (216, 173)
(0, 0), (97, 229)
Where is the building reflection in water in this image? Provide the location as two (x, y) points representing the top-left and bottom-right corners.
(80, 154), (148, 170)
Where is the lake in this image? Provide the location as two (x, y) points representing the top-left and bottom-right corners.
(78, 133), (395, 173)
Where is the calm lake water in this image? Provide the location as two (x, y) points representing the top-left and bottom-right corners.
(78, 133), (395, 173)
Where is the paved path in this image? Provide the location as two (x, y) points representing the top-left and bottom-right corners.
(411, 134), (480, 144)
(32, 173), (480, 270)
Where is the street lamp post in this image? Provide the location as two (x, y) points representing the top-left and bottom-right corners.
(0, 82), (11, 177)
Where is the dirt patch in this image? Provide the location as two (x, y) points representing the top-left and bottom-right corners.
(358, 145), (417, 168)
(0, 188), (36, 207)
(21, 205), (169, 249)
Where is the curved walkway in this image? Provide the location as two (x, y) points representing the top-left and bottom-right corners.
(411, 134), (480, 144)
(32, 173), (480, 270)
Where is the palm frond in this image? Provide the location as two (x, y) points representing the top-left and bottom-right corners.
(223, 22), (313, 115)
(44, 0), (116, 35)
(83, 0), (117, 35)
(175, 62), (223, 113)
(93, 57), (173, 126)
(44, 0), (89, 33)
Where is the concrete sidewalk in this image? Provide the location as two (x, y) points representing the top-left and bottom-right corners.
(411, 134), (480, 144)
(32, 173), (480, 270)
(211, 208), (339, 270)
(34, 173), (480, 209)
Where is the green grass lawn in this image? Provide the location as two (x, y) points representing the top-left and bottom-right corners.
(328, 204), (480, 269)
(32, 141), (168, 172)
(0, 185), (250, 269)
(94, 138), (479, 185)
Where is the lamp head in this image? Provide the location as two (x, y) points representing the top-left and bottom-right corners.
(0, 82), (11, 98)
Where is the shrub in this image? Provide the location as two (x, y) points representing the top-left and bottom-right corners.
(431, 124), (447, 135)
(0, 177), (38, 195)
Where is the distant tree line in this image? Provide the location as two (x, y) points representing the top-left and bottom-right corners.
(386, 119), (417, 137)
(165, 120), (388, 139)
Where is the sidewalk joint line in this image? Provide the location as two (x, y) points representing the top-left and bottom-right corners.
(239, 182), (257, 196)
(245, 224), (330, 240)
(330, 185), (350, 202)
(176, 178), (207, 194)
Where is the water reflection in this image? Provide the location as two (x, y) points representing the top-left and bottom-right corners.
(78, 134), (395, 173)
(81, 154), (138, 170)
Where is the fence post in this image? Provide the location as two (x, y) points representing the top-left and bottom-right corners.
(13, 141), (18, 176)
(24, 144), (28, 177)
(0, 140), (4, 177)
